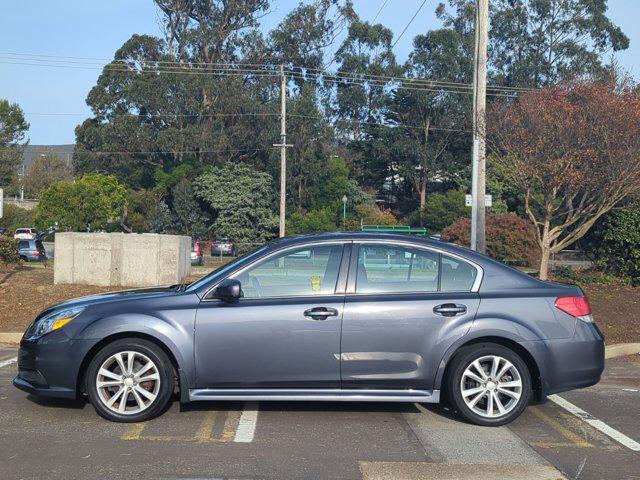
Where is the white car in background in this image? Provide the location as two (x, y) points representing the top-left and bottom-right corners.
(14, 228), (38, 240)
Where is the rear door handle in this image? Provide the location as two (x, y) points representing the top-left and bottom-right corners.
(433, 303), (467, 317)
(304, 307), (339, 320)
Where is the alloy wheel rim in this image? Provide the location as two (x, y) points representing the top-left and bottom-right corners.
(460, 355), (522, 418)
(96, 351), (161, 415)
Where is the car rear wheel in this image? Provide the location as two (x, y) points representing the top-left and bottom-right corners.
(447, 343), (532, 426)
(86, 338), (174, 423)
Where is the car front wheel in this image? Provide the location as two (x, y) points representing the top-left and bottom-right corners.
(85, 338), (174, 422)
(447, 343), (532, 426)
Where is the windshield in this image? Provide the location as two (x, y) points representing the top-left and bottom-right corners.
(185, 245), (268, 292)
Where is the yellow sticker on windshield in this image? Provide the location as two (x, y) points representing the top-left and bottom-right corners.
(311, 275), (321, 292)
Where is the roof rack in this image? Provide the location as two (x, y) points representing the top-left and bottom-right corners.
(361, 225), (427, 236)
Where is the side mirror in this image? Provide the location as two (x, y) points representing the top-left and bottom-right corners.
(216, 278), (242, 302)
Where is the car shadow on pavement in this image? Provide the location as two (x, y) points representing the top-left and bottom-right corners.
(180, 397), (465, 422)
(26, 394), (88, 410)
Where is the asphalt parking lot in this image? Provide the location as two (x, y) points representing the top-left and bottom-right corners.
(1, 346), (638, 480)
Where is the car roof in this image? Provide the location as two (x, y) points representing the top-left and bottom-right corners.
(267, 231), (466, 252)
(265, 232), (547, 292)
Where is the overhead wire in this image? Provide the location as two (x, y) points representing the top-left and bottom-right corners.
(0, 51), (534, 94)
(391, 0), (429, 49)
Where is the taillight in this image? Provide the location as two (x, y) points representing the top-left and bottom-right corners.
(34, 249), (39, 256)
(195, 243), (200, 255)
(555, 296), (591, 317)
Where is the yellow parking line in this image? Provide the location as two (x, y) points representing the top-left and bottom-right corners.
(121, 422), (146, 441)
(121, 409), (248, 443)
(194, 410), (218, 442)
(530, 441), (583, 448)
(529, 407), (593, 448)
(220, 409), (242, 443)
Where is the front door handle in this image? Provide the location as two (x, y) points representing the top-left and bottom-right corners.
(433, 303), (467, 317)
(304, 307), (339, 320)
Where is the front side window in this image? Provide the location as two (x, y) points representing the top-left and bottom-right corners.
(355, 244), (478, 294)
(234, 244), (344, 298)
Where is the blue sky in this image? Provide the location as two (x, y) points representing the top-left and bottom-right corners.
(1, 0), (638, 145)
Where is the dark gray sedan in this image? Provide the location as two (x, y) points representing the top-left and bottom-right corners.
(14, 233), (604, 425)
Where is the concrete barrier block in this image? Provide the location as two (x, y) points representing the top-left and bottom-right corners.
(53, 232), (74, 284)
(54, 232), (191, 287)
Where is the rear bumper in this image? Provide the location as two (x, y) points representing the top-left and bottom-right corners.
(523, 321), (605, 397)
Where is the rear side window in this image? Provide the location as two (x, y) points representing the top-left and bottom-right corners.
(18, 241), (30, 249)
(355, 244), (478, 294)
(356, 245), (439, 294)
(441, 255), (477, 292)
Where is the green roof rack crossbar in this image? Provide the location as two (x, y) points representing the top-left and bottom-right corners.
(361, 225), (427, 236)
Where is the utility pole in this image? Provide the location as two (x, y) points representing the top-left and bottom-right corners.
(274, 65), (292, 238)
(470, 0), (488, 253)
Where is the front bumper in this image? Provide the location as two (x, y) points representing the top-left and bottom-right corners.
(13, 332), (94, 400)
(523, 320), (605, 397)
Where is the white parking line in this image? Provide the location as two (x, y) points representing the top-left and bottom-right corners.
(549, 394), (640, 451)
(0, 357), (17, 368)
(233, 401), (259, 443)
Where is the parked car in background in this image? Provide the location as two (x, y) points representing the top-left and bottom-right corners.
(211, 237), (237, 256)
(14, 232), (604, 425)
(190, 241), (203, 266)
(18, 239), (47, 262)
(0, 227), (6, 236)
(14, 228), (38, 240)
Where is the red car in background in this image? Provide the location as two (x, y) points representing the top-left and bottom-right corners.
(190, 241), (203, 266)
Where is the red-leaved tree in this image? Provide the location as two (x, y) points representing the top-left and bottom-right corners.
(490, 82), (640, 280)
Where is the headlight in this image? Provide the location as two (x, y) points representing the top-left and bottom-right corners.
(25, 306), (86, 339)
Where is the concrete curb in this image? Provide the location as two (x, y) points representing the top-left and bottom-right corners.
(605, 342), (640, 359)
(0, 333), (22, 345)
(1, 333), (639, 358)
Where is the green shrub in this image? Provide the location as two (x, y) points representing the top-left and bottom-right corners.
(441, 214), (538, 267)
(406, 189), (469, 234)
(0, 236), (20, 265)
(554, 266), (619, 285)
(0, 203), (36, 233)
(583, 203), (640, 285)
(343, 203), (399, 231)
(287, 208), (338, 234)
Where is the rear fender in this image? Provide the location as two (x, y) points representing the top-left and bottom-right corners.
(432, 318), (545, 391)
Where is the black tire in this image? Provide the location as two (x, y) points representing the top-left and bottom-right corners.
(85, 338), (174, 423)
(447, 343), (532, 426)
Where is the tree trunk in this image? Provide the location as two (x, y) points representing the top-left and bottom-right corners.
(538, 245), (551, 280)
(418, 180), (426, 227)
(417, 119), (430, 228)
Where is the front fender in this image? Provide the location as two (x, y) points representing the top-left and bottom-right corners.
(76, 312), (195, 386)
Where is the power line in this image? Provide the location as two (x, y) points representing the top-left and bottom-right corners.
(0, 52), (534, 94)
(75, 148), (269, 155)
(2, 57), (520, 98)
(24, 111), (469, 133)
(372, 0), (389, 23)
(392, 0), (428, 49)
